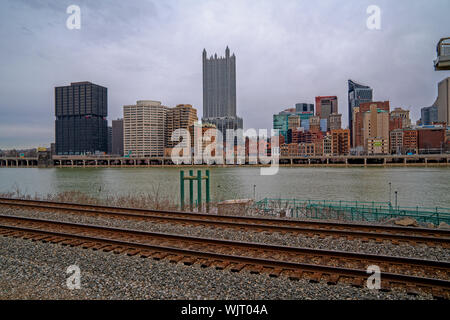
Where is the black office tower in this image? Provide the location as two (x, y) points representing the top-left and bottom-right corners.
(55, 82), (108, 155)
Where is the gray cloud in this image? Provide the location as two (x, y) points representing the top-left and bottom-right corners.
(0, 0), (449, 149)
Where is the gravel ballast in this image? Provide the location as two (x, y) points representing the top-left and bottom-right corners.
(1, 207), (449, 262)
(0, 236), (434, 300)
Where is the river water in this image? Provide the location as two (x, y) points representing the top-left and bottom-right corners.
(0, 167), (449, 208)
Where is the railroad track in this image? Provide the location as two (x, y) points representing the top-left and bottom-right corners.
(0, 197), (449, 248)
(0, 214), (449, 298)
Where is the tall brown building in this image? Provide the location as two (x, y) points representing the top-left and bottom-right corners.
(328, 113), (342, 131)
(166, 104), (198, 148)
(352, 101), (390, 151)
(309, 116), (321, 132)
(403, 129), (418, 154)
(331, 129), (350, 155)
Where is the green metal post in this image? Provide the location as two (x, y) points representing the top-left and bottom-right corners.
(189, 169), (194, 211)
(206, 170), (210, 205)
(180, 170), (185, 210)
(197, 170), (202, 210)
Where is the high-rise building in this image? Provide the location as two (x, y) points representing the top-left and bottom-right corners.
(112, 118), (124, 156)
(421, 105), (438, 125)
(107, 126), (112, 154)
(123, 100), (167, 157)
(436, 77), (450, 124)
(348, 80), (373, 146)
(166, 104), (198, 148)
(273, 109), (313, 139)
(328, 113), (342, 131)
(362, 104), (390, 154)
(295, 103), (314, 113)
(315, 96), (338, 120)
(309, 115), (321, 132)
(202, 47), (242, 135)
(331, 129), (350, 155)
(352, 101), (390, 150)
(288, 115), (300, 131)
(55, 81), (108, 155)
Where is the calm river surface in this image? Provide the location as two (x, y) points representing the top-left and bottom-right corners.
(0, 167), (449, 208)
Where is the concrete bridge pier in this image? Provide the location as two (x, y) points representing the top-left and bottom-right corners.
(364, 158), (367, 166)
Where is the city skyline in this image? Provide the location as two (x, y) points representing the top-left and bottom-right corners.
(1, 0), (450, 148)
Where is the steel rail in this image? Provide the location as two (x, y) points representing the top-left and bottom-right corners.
(0, 215), (449, 298)
(0, 198), (449, 247)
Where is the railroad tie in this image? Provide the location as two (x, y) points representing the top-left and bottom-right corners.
(101, 245), (116, 252)
(167, 254), (184, 263)
(196, 258), (213, 268)
(326, 274), (340, 285)
(213, 260), (231, 270)
(138, 250), (153, 258)
(350, 277), (364, 288)
(229, 263), (246, 272)
(125, 249), (141, 256)
(181, 256), (196, 266)
(151, 252), (170, 260)
(309, 272), (322, 283)
(113, 247), (128, 254)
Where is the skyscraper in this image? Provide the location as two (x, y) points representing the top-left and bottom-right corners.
(55, 81), (108, 155)
(107, 126), (112, 154)
(421, 105), (438, 125)
(316, 96), (338, 131)
(436, 77), (450, 124)
(165, 104), (198, 148)
(123, 100), (167, 157)
(348, 80), (373, 146)
(112, 118), (124, 156)
(295, 103), (314, 113)
(315, 96), (338, 120)
(202, 47), (243, 137)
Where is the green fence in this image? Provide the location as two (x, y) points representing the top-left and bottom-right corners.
(253, 198), (450, 225)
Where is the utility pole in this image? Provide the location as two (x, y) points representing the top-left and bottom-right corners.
(389, 182), (392, 207)
(395, 191), (398, 211)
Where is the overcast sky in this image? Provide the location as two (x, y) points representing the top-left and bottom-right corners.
(0, 0), (449, 149)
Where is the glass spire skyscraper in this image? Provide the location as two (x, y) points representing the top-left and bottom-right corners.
(202, 47), (243, 138)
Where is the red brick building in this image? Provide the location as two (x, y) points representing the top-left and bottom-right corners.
(417, 128), (445, 154)
(403, 130), (418, 154)
(331, 129), (350, 155)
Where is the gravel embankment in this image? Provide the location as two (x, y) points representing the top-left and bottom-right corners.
(0, 236), (434, 300)
(1, 208), (449, 262)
